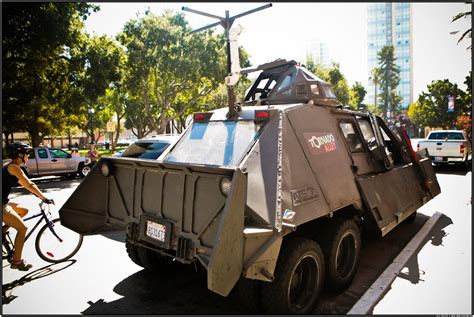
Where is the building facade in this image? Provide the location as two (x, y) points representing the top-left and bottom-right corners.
(367, 3), (413, 110)
(305, 40), (331, 68)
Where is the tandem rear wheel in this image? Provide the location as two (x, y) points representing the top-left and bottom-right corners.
(261, 237), (325, 314)
(318, 218), (361, 292)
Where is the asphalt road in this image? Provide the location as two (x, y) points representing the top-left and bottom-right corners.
(2, 164), (471, 314)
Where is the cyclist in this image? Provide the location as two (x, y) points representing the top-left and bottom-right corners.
(2, 142), (54, 271)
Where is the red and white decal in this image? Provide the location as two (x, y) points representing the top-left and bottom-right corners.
(303, 132), (337, 155)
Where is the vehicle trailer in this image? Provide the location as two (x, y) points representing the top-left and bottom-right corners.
(59, 60), (440, 314)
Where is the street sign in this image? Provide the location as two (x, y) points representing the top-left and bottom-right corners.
(106, 122), (115, 133)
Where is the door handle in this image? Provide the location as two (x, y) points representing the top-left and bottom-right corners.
(51, 159), (58, 162)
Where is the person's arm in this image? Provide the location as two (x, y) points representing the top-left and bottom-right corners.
(8, 164), (49, 202)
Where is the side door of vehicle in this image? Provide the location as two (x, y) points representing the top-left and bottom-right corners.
(30, 148), (52, 176)
(356, 116), (438, 236)
(48, 148), (72, 173)
(336, 116), (376, 176)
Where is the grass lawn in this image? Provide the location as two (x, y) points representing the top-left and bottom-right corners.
(78, 147), (127, 157)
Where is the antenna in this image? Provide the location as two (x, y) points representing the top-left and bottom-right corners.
(182, 4), (272, 118)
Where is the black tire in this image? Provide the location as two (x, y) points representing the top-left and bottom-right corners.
(125, 237), (143, 267)
(319, 218), (361, 292)
(35, 218), (83, 263)
(65, 173), (77, 180)
(78, 163), (91, 178)
(126, 238), (174, 272)
(261, 237), (325, 314)
(405, 210), (417, 223)
(234, 277), (263, 313)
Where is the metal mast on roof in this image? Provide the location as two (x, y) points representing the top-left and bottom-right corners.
(182, 4), (272, 118)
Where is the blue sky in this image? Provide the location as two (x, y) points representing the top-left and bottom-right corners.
(85, 2), (471, 100)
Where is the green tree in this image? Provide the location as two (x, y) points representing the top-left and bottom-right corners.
(452, 7), (471, 50)
(348, 81), (367, 110)
(2, 2), (99, 146)
(73, 35), (124, 143)
(408, 79), (468, 129)
(377, 45), (402, 119)
(369, 67), (382, 110)
(118, 10), (227, 137)
(305, 58), (350, 105)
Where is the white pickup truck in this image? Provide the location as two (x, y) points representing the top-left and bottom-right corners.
(417, 130), (472, 166)
(25, 147), (92, 178)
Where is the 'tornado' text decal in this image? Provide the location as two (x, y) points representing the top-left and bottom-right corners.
(303, 132), (337, 155)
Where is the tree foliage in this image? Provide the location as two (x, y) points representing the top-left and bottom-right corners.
(408, 77), (470, 129)
(117, 10), (227, 138)
(348, 81), (367, 110)
(2, 2), (99, 146)
(377, 45), (402, 118)
(452, 8), (472, 50)
(369, 67), (382, 108)
(305, 58), (350, 105)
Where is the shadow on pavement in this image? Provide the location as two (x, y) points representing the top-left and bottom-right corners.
(434, 163), (471, 176)
(9, 178), (83, 196)
(397, 213), (453, 284)
(2, 260), (77, 305)
(81, 213), (440, 314)
(100, 232), (126, 243)
(82, 264), (247, 314)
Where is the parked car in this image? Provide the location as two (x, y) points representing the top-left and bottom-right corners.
(119, 134), (180, 160)
(25, 147), (92, 178)
(417, 130), (472, 166)
(116, 139), (135, 147)
(112, 149), (125, 157)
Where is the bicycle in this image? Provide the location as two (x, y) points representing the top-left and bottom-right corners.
(2, 201), (83, 264)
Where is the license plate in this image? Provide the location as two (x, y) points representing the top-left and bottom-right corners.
(146, 221), (166, 242)
(434, 156), (443, 161)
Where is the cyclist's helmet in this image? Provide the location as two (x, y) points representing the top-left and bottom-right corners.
(5, 142), (33, 159)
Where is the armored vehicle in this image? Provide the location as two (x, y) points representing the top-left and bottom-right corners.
(59, 59), (440, 314)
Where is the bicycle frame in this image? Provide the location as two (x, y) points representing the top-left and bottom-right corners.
(7, 204), (62, 245)
(3, 202), (83, 263)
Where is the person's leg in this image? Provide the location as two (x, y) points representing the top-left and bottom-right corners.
(8, 202), (28, 218)
(3, 204), (31, 270)
(2, 202), (28, 232)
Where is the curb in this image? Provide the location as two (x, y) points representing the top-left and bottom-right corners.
(347, 212), (443, 315)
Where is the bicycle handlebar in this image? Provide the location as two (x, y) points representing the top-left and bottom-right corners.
(39, 200), (55, 210)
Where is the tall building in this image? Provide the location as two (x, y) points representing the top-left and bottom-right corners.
(305, 40), (331, 68)
(367, 3), (413, 110)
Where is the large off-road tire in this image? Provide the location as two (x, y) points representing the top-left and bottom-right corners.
(125, 238), (174, 272)
(319, 218), (361, 292)
(125, 238), (143, 267)
(405, 210), (417, 223)
(261, 237), (325, 314)
(234, 277), (263, 313)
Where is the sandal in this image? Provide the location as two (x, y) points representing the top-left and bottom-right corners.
(10, 259), (33, 271)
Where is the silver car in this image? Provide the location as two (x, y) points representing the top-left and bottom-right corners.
(119, 134), (180, 160)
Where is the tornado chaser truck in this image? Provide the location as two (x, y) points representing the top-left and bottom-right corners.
(59, 59), (440, 314)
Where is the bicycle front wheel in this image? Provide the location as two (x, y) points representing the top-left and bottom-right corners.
(35, 218), (84, 263)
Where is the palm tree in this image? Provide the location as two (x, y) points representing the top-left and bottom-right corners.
(452, 10), (472, 50)
(369, 67), (382, 109)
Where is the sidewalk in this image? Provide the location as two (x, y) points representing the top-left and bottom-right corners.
(363, 170), (471, 314)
